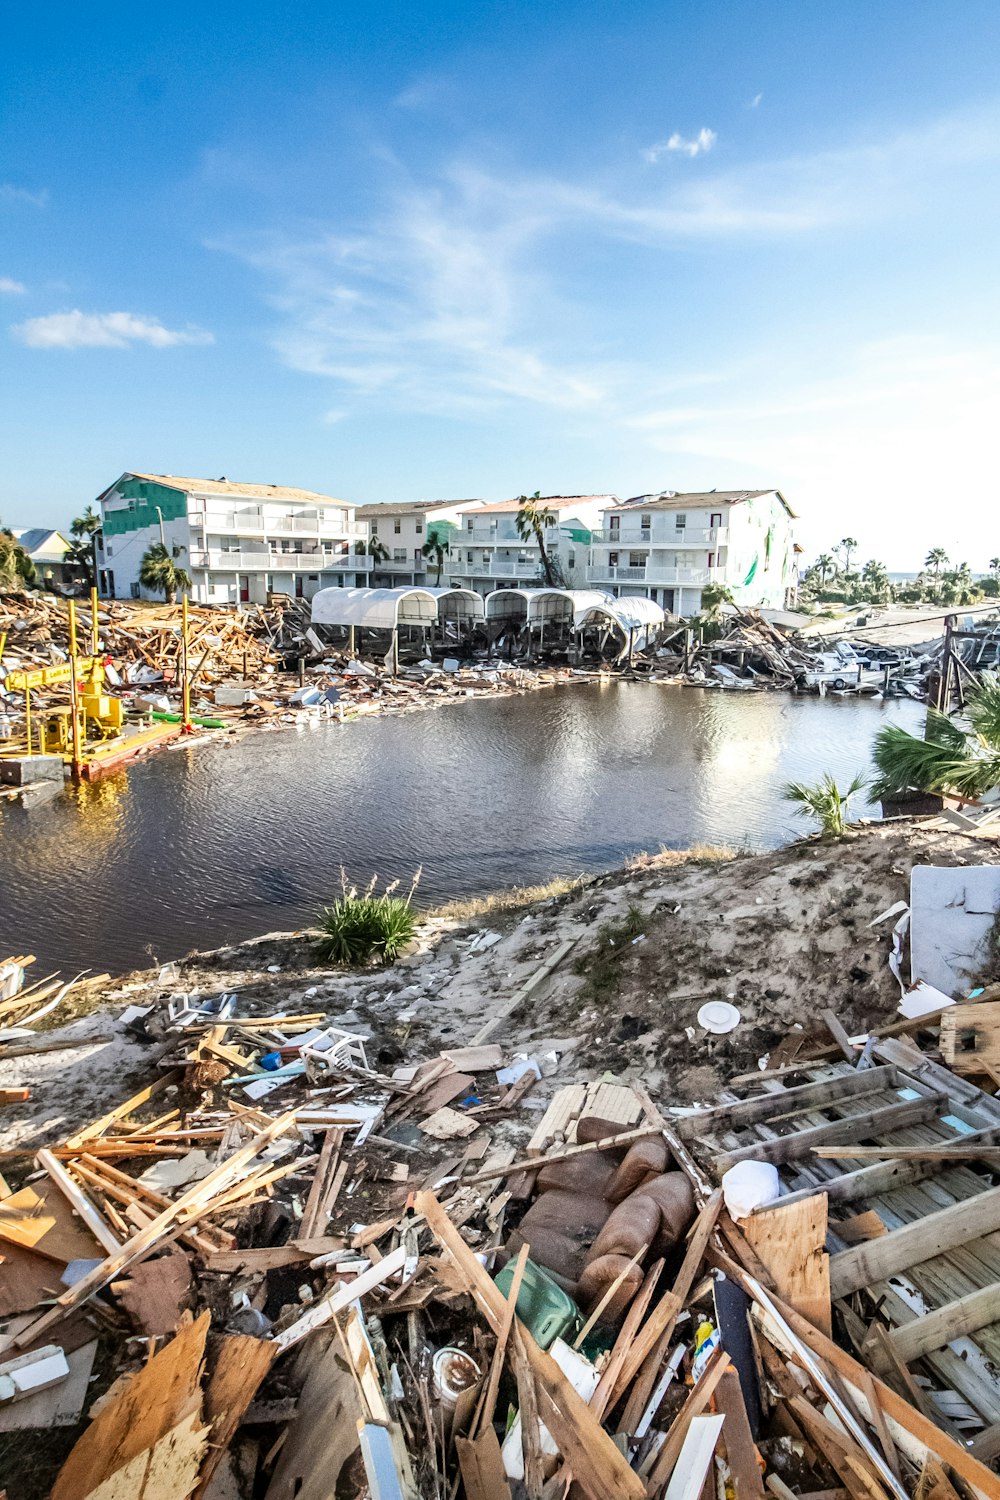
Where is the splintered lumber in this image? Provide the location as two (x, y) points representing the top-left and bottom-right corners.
(415, 1189), (645, 1500)
(715, 1091), (948, 1172)
(829, 1180), (1000, 1298)
(590, 1257), (664, 1420)
(742, 1195), (831, 1336)
(64, 1069), (183, 1150)
(6, 1109), (302, 1351)
(615, 1189), (724, 1431)
(714, 1366), (766, 1499)
(273, 1243), (408, 1352)
(50, 1311), (210, 1500)
(887, 1278), (1000, 1365)
(0, 1176), (103, 1264)
(939, 1001), (1000, 1074)
(193, 1333), (278, 1500)
(643, 1350), (731, 1497)
(472, 1242), (529, 1439)
(740, 1276), (998, 1499)
(36, 1149), (121, 1256)
(675, 1066), (900, 1139)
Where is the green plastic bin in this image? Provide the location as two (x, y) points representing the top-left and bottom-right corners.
(494, 1256), (580, 1350)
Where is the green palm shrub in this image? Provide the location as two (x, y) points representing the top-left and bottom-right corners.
(783, 771), (867, 837)
(316, 870), (421, 965)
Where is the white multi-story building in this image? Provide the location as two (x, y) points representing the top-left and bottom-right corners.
(94, 473), (371, 605)
(447, 496), (614, 593)
(587, 489), (797, 616)
(354, 500), (482, 587)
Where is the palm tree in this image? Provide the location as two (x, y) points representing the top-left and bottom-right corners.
(0, 522), (35, 594)
(925, 547), (949, 579)
(138, 541), (191, 604)
(784, 771), (867, 837)
(68, 504), (102, 587)
(814, 553), (835, 584)
(860, 559), (892, 602)
(421, 533), (450, 585)
(990, 558), (1000, 577)
(871, 674), (1000, 800)
(515, 492), (559, 586)
(837, 537), (859, 577)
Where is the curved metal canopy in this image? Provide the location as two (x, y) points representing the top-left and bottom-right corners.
(310, 586), (439, 629)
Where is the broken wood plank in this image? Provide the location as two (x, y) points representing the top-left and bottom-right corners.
(37, 1149), (121, 1256)
(676, 1067), (901, 1139)
(415, 1189), (644, 1500)
(471, 938), (578, 1046)
(194, 1332), (278, 1500)
(455, 1427), (512, 1500)
(714, 1366), (766, 1499)
(716, 1092), (947, 1172)
(888, 1278), (1000, 1365)
(829, 1180), (1000, 1298)
(644, 1349), (730, 1497)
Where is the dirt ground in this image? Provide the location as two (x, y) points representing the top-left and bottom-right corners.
(3, 816), (997, 1154)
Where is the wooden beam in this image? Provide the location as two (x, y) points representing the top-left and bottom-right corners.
(888, 1279), (1000, 1364)
(471, 938), (577, 1046)
(414, 1189), (645, 1500)
(830, 1180), (1000, 1298)
(675, 1067), (899, 1140)
(716, 1093), (947, 1173)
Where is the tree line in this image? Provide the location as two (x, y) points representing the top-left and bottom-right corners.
(802, 537), (995, 607)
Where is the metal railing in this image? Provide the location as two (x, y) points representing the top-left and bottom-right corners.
(598, 526), (727, 546)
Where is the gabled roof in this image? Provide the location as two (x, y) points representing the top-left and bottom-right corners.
(100, 472), (347, 505)
(11, 527), (72, 561)
(354, 500), (484, 518)
(470, 495), (618, 515)
(619, 489), (797, 519)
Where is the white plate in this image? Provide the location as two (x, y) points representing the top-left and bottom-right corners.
(697, 1000), (741, 1034)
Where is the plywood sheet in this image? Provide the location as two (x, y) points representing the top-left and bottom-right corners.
(742, 1194), (831, 1336)
(265, 1329), (363, 1500)
(0, 1177), (104, 1264)
(0, 1241), (64, 1315)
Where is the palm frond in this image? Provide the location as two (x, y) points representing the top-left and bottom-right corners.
(966, 673), (1000, 747)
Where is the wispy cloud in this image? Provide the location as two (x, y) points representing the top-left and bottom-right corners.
(643, 128), (717, 162)
(0, 183), (48, 208)
(12, 310), (214, 350)
(213, 100), (1000, 432)
(748, 93), (764, 109)
(0, 277), (25, 294)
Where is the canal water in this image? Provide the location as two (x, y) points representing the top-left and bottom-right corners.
(0, 682), (924, 975)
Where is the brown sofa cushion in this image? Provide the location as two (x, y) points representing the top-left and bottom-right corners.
(604, 1138), (671, 1203)
(507, 1189), (611, 1284)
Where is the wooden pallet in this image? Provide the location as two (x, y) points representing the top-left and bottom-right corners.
(678, 1038), (1000, 1452)
(526, 1081), (645, 1157)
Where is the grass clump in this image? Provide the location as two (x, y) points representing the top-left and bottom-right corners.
(316, 870), (421, 966)
(430, 873), (586, 924)
(624, 843), (737, 872)
(783, 771), (866, 838)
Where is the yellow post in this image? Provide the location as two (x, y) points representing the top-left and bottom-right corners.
(90, 585), (99, 656)
(181, 592), (192, 730)
(24, 683), (31, 756)
(68, 599), (83, 778)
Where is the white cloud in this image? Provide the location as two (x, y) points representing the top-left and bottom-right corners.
(0, 277), (25, 294)
(11, 310), (214, 350)
(643, 128), (717, 162)
(0, 184), (48, 208)
(748, 93), (764, 109)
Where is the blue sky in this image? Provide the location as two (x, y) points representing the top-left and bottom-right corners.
(3, 1), (1000, 568)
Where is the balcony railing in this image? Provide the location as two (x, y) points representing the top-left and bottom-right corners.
(191, 550), (367, 572)
(196, 509), (365, 537)
(586, 564), (719, 586)
(599, 526), (727, 546)
(490, 558), (543, 578)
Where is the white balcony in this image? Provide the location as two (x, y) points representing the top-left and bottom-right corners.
(599, 526), (727, 546)
(587, 563), (719, 586)
(376, 556), (423, 572)
(192, 550), (365, 573)
(196, 508), (364, 538)
(490, 557), (543, 579)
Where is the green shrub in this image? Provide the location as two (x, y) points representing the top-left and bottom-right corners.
(783, 771), (867, 837)
(316, 870), (421, 965)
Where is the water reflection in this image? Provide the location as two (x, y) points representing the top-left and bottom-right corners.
(0, 683), (924, 974)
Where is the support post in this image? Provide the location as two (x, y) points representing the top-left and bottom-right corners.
(90, 585), (100, 656)
(348, 624), (356, 658)
(391, 627), (399, 676)
(68, 599), (83, 779)
(24, 683), (31, 756)
(181, 593), (193, 732)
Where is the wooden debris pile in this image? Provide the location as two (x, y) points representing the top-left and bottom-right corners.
(3, 975), (1000, 1500)
(652, 609), (821, 689)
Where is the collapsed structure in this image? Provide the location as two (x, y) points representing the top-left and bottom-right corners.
(3, 825), (1000, 1498)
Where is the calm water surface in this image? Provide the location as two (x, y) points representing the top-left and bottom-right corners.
(0, 683), (924, 974)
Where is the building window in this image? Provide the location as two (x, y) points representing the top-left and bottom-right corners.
(130, 582), (140, 599)
(393, 548), (406, 561)
(641, 514), (651, 530)
(370, 520), (378, 535)
(393, 518), (401, 534)
(609, 550), (619, 567)
(415, 519), (423, 534)
(609, 516), (620, 535)
(568, 553), (575, 568)
(106, 544), (113, 557)
(467, 518), (474, 531)
(710, 512), (722, 528)
(467, 551), (474, 563)
(674, 513), (687, 531)
(629, 552), (645, 568)
(707, 553), (715, 569)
